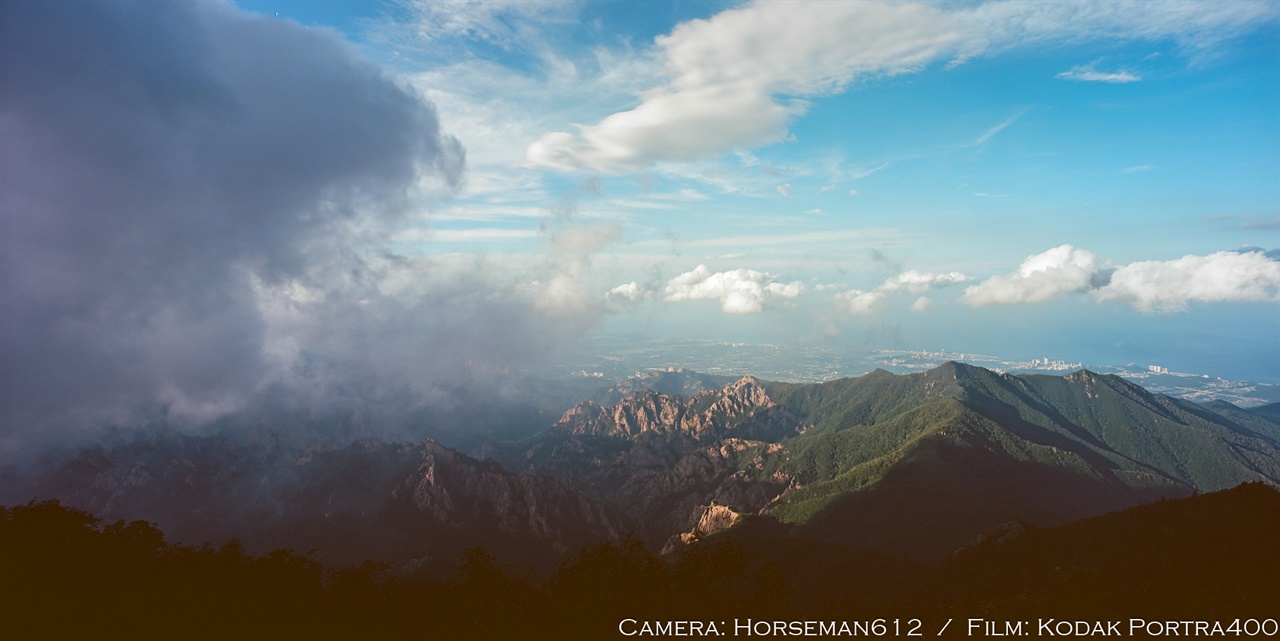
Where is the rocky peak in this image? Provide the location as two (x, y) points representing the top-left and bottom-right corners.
(694, 501), (741, 534)
(661, 502), (743, 553)
(723, 375), (764, 397)
(719, 376), (772, 409)
(552, 376), (782, 441)
(552, 390), (689, 438)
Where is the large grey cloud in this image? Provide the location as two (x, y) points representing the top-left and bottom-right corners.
(0, 2), (504, 455)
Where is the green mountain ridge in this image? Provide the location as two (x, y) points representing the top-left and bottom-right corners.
(533, 362), (1280, 560)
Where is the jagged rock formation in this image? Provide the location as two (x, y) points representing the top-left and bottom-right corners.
(519, 378), (797, 543)
(660, 501), (742, 554)
(553, 376), (795, 441)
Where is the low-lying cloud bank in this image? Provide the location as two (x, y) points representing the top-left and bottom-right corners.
(841, 270), (973, 316)
(607, 247), (1279, 318)
(961, 245), (1280, 312)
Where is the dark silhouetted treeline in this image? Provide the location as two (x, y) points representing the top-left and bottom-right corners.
(3, 483), (1279, 639)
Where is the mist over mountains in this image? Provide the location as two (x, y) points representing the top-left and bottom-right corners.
(8, 363), (1278, 573)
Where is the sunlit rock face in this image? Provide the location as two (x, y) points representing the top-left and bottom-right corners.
(526, 378), (798, 545)
(661, 502), (743, 555)
(552, 377), (795, 441)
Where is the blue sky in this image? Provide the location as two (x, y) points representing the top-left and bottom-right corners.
(244, 0), (1279, 379)
(3, 0), (1279, 457)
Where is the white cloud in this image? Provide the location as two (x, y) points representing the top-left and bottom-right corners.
(605, 281), (650, 302)
(1056, 64), (1141, 83)
(524, 0), (1277, 173)
(1095, 251), (1280, 312)
(960, 245), (1101, 306)
(776, 183), (792, 197)
(838, 269), (970, 314)
(819, 185), (836, 193)
(1123, 164), (1155, 173)
(840, 290), (887, 315)
(880, 270), (971, 294)
(665, 264), (805, 314)
(961, 246), (1280, 312)
(526, 0), (974, 172)
(849, 189), (859, 197)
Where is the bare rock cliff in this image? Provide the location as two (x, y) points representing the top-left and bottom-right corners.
(552, 376), (790, 441)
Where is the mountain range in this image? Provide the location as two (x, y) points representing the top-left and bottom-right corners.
(512, 362), (1280, 559)
(9, 362), (1279, 569)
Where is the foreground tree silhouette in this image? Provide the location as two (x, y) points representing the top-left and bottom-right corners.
(547, 534), (669, 636)
(3, 485), (1278, 640)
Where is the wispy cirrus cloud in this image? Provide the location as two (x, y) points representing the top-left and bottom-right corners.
(1056, 64), (1142, 83)
(525, 0), (1276, 173)
(962, 0), (1276, 55)
(972, 107), (1031, 145)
